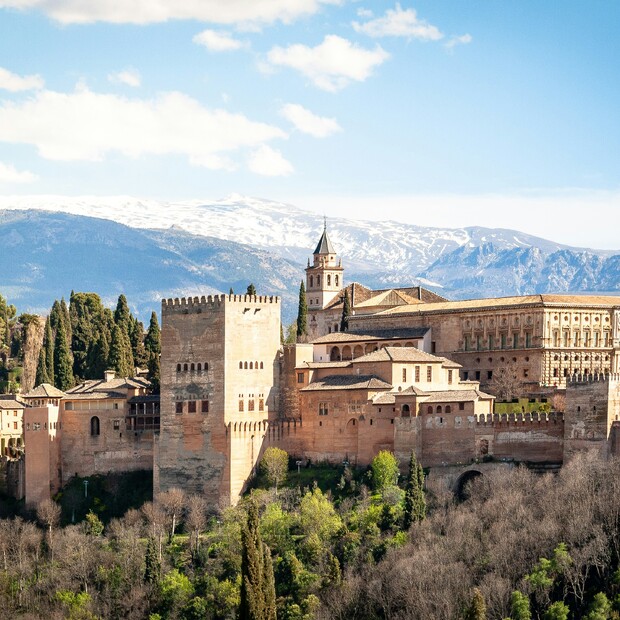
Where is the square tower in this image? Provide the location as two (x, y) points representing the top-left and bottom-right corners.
(155, 293), (281, 506)
(305, 223), (344, 311)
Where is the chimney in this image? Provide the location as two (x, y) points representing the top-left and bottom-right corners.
(104, 369), (116, 383)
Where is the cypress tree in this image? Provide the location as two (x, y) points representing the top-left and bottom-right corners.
(109, 324), (134, 378)
(53, 319), (74, 390)
(246, 283), (257, 296)
(239, 500), (276, 620)
(114, 294), (131, 331)
(144, 312), (161, 356)
(44, 316), (54, 384)
(296, 281), (308, 341)
(35, 346), (49, 386)
(60, 297), (71, 343)
(130, 317), (147, 369)
(229, 287), (234, 295)
(144, 537), (160, 584)
(403, 450), (426, 529)
(340, 289), (350, 332)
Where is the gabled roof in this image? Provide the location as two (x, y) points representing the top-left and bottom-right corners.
(23, 383), (66, 398)
(353, 346), (441, 364)
(0, 399), (24, 409)
(354, 289), (425, 309)
(66, 376), (150, 394)
(302, 374), (392, 391)
(313, 228), (336, 255)
(312, 327), (429, 345)
(422, 389), (495, 402)
(65, 391), (127, 400)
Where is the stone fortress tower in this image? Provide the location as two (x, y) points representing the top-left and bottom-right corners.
(155, 293), (281, 506)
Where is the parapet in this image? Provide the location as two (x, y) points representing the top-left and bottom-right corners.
(162, 293), (280, 314)
(567, 372), (619, 385)
(476, 411), (564, 426)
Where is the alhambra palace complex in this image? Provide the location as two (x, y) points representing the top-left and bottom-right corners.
(11, 227), (620, 507)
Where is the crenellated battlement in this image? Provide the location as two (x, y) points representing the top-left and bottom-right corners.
(162, 293), (280, 314)
(476, 411), (564, 427)
(567, 372), (620, 384)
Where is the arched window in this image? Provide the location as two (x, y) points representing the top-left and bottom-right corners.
(190, 363), (195, 371)
(310, 275), (314, 287)
(427, 406), (433, 414)
(250, 362), (253, 369)
(335, 275), (339, 286)
(183, 363), (188, 371)
(402, 404), (411, 418)
(239, 361), (243, 369)
(244, 362), (248, 369)
(317, 276), (321, 286)
(177, 363), (181, 372)
(327, 275), (331, 286)
(260, 362), (264, 369)
(90, 416), (100, 436)
(197, 363), (202, 371)
(437, 405), (442, 414)
(205, 362), (208, 371)
(445, 405), (452, 413)
(255, 361), (258, 369)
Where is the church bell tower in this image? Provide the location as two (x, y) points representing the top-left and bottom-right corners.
(305, 220), (344, 310)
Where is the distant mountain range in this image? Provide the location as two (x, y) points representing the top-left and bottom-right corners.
(1, 195), (619, 321)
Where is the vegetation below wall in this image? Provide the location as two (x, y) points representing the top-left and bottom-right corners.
(0, 452), (619, 618)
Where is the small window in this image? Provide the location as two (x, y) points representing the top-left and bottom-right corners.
(90, 416), (100, 436)
(459, 402), (465, 411)
(33, 422), (41, 431)
(487, 370), (493, 380)
(113, 419), (120, 430)
(327, 275), (331, 286)
(188, 401), (197, 413)
(297, 372), (304, 384)
(335, 275), (339, 286)
(248, 399), (255, 411)
(523, 369), (529, 378)
(197, 363), (201, 371)
(319, 402), (329, 416)
(427, 406), (433, 414)
(402, 368), (407, 382)
(244, 362), (248, 369)
(437, 405), (442, 414)
(448, 370), (453, 384)
(239, 400), (244, 412)
(415, 366), (420, 382)
(201, 400), (209, 413)
(204, 362), (209, 371)
(177, 364), (181, 372)
(260, 362), (263, 369)
(239, 361), (243, 369)
(427, 366), (432, 382)
(310, 275), (314, 287)
(250, 362), (253, 369)
(445, 405), (452, 413)
(259, 399), (264, 412)
(175, 401), (183, 414)
(183, 363), (188, 371)
(190, 363), (195, 372)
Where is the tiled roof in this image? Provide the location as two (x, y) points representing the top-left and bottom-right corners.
(312, 327), (429, 344)
(398, 385), (427, 396)
(354, 289), (424, 308)
(66, 376), (149, 394)
(0, 399), (24, 409)
(64, 391), (127, 400)
(313, 228), (336, 255)
(372, 393), (396, 404)
(302, 361), (353, 369)
(128, 395), (161, 404)
(302, 375), (393, 391)
(422, 389), (495, 402)
(375, 294), (620, 316)
(23, 383), (66, 398)
(324, 284), (447, 310)
(354, 347), (441, 364)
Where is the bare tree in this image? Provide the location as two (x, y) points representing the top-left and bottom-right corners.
(36, 498), (61, 563)
(158, 487), (186, 543)
(186, 494), (208, 559)
(488, 362), (525, 401)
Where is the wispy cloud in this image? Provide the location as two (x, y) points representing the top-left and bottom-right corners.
(247, 145), (294, 176)
(266, 35), (389, 92)
(0, 86), (288, 174)
(280, 103), (341, 138)
(0, 0), (340, 26)
(0, 67), (44, 92)
(445, 34), (472, 50)
(0, 161), (37, 183)
(108, 69), (141, 87)
(193, 29), (245, 52)
(353, 4), (443, 40)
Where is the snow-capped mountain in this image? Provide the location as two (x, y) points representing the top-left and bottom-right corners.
(1, 195), (619, 319)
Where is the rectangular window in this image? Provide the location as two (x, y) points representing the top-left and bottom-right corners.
(475, 371), (481, 381)
(33, 422), (41, 431)
(13, 421), (17, 430)
(65, 402), (74, 411)
(319, 402), (328, 416)
(402, 368), (407, 382)
(605, 332), (611, 347)
(553, 368), (559, 377)
(188, 401), (197, 413)
(238, 400), (244, 412)
(487, 370), (493, 380)
(525, 332), (532, 348)
(297, 372), (304, 384)
(488, 335), (494, 349)
(113, 419), (120, 430)
(248, 399), (255, 412)
(594, 332), (600, 347)
(464, 334), (470, 351)
(201, 400), (209, 413)
(513, 333), (519, 349)
(574, 332), (580, 347)
(476, 335), (482, 350)
(427, 366), (432, 382)
(448, 370), (453, 385)
(553, 331), (559, 347)
(564, 368), (569, 377)
(563, 331), (569, 347)
(523, 369), (529, 378)
(584, 331), (591, 347)
(463, 371), (469, 380)
(175, 401), (183, 414)
(259, 399), (264, 412)
(501, 334), (507, 349)
(415, 366), (420, 382)
(459, 402), (465, 411)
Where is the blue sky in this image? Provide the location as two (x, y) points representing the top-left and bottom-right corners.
(0, 1), (618, 248)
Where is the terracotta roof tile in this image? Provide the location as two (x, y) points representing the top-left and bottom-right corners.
(23, 383), (66, 398)
(302, 375), (393, 391)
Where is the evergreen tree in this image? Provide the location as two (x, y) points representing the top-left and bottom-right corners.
(239, 500), (276, 620)
(510, 591), (531, 620)
(147, 352), (160, 394)
(43, 316), (54, 384)
(340, 289), (351, 332)
(144, 537), (160, 584)
(229, 287), (234, 295)
(144, 312), (161, 356)
(403, 450), (426, 529)
(114, 294), (131, 332)
(35, 346), (49, 386)
(130, 317), (147, 369)
(246, 283), (257, 296)
(464, 588), (486, 620)
(296, 281), (308, 341)
(109, 324), (134, 378)
(60, 297), (71, 343)
(53, 319), (74, 391)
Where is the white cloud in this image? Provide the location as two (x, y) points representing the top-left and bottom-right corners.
(266, 35), (389, 92)
(0, 161), (37, 183)
(248, 145), (294, 176)
(353, 4), (443, 40)
(193, 29), (245, 52)
(0, 67), (44, 92)
(0, 87), (288, 173)
(108, 69), (142, 87)
(445, 34), (472, 50)
(0, 0), (340, 26)
(280, 103), (341, 138)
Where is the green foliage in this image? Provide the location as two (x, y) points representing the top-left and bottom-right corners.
(296, 280), (308, 341)
(109, 323), (134, 378)
(260, 447), (289, 494)
(340, 289), (350, 332)
(54, 317), (74, 390)
(114, 294), (131, 331)
(144, 537), (161, 584)
(129, 317), (147, 369)
(44, 315), (54, 383)
(84, 510), (104, 536)
(299, 487), (342, 542)
(510, 590), (532, 620)
(55, 590), (97, 620)
(464, 588), (487, 620)
(246, 283), (257, 296)
(144, 312), (161, 356)
(403, 450), (426, 529)
(159, 568), (194, 612)
(585, 592), (612, 620)
(371, 450), (399, 493)
(543, 601), (570, 620)
(239, 500), (277, 620)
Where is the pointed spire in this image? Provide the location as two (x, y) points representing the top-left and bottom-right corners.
(313, 218), (336, 255)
